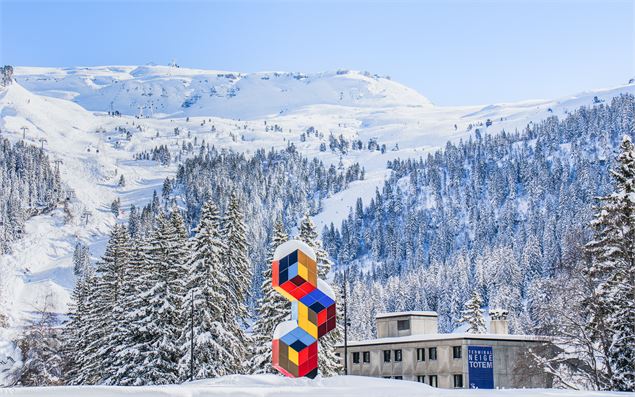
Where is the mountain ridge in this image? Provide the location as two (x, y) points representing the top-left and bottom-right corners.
(13, 65), (433, 119)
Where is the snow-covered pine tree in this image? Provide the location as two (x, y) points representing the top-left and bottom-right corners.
(221, 193), (252, 374)
(128, 205), (140, 238)
(458, 291), (486, 334)
(103, 237), (152, 385)
(526, 270), (608, 390)
(76, 224), (131, 384)
(170, 207), (192, 343)
(299, 214), (330, 279)
(16, 295), (63, 386)
(63, 250), (94, 384)
(72, 242), (90, 277)
(298, 214), (343, 376)
(134, 213), (187, 384)
(111, 198), (121, 217)
(179, 200), (238, 380)
(585, 136), (635, 392)
(0, 65), (13, 87)
(248, 218), (290, 374)
(170, 206), (189, 240)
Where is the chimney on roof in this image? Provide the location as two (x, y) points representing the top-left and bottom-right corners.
(489, 308), (509, 335)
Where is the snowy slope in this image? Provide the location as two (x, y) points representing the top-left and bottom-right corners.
(1, 66), (635, 384)
(3, 374), (632, 397)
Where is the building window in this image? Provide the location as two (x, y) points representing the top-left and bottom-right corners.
(363, 351), (370, 363)
(352, 352), (360, 364)
(454, 374), (464, 388)
(394, 376), (403, 380)
(394, 349), (402, 362)
(429, 347), (437, 360)
(453, 346), (462, 359)
(429, 375), (438, 387)
(417, 375), (425, 383)
(397, 319), (410, 331)
(417, 348), (425, 361)
(383, 350), (391, 362)
(383, 376), (391, 379)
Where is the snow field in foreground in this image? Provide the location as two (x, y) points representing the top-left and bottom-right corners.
(1, 375), (632, 397)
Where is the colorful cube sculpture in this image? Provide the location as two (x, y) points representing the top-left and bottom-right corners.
(272, 246), (317, 300)
(295, 287), (336, 338)
(271, 240), (337, 379)
(272, 325), (318, 378)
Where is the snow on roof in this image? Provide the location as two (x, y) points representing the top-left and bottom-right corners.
(273, 240), (316, 262)
(376, 311), (438, 319)
(340, 332), (550, 348)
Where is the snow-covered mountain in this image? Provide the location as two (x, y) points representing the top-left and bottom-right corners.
(1, 65), (635, 383)
(14, 66), (432, 119)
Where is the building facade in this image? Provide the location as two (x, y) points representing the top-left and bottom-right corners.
(337, 311), (551, 389)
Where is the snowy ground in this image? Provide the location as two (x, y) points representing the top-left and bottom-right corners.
(2, 375), (632, 397)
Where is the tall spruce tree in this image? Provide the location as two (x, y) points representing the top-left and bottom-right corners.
(298, 214), (343, 376)
(221, 193), (252, 374)
(248, 218), (290, 374)
(72, 242), (90, 277)
(458, 291), (486, 334)
(585, 136), (635, 391)
(78, 224), (131, 384)
(64, 252), (94, 385)
(104, 237), (151, 385)
(179, 200), (238, 379)
(134, 214), (186, 384)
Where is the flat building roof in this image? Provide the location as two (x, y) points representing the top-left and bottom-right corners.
(375, 311), (438, 319)
(338, 333), (550, 348)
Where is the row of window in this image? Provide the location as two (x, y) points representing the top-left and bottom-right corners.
(352, 351), (370, 363)
(387, 374), (464, 388)
(352, 346), (462, 364)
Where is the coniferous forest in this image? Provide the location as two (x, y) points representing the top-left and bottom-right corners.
(3, 92), (634, 391)
(324, 95), (635, 390)
(0, 139), (63, 253)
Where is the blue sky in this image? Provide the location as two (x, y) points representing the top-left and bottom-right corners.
(0, 0), (633, 105)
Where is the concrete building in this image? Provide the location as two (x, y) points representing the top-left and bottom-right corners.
(336, 311), (551, 389)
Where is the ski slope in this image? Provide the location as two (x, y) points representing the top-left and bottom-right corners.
(3, 374), (632, 397)
(1, 65), (634, 384)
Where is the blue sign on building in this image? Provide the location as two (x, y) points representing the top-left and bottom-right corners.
(468, 345), (494, 389)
